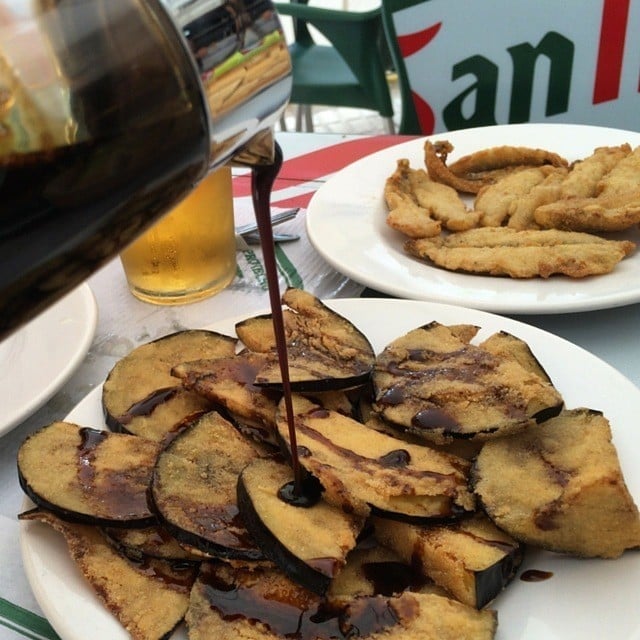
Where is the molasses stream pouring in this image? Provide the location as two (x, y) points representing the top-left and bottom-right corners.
(0, 0), (292, 340)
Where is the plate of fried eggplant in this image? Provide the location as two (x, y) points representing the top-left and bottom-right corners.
(18, 290), (640, 640)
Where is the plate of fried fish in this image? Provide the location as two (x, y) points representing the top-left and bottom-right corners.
(306, 123), (640, 314)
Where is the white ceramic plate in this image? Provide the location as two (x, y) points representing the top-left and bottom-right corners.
(306, 123), (640, 314)
(0, 284), (97, 437)
(20, 298), (640, 639)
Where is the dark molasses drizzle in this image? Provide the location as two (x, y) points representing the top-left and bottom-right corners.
(77, 427), (108, 488)
(251, 142), (303, 498)
(520, 569), (554, 582)
(277, 474), (323, 508)
(119, 386), (178, 425)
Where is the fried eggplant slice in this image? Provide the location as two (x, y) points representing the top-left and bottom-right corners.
(20, 508), (196, 640)
(187, 561), (497, 640)
(235, 288), (375, 392)
(373, 513), (523, 609)
(18, 422), (159, 527)
(237, 457), (365, 594)
(150, 410), (265, 561)
(174, 352), (363, 447)
(473, 408), (640, 558)
(372, 322), (563, 443)
(276, 395), (475, 521)
(363, 411), (484, 462)
(328, 537), (446, 598)
(405, 227), (635, 278)
(102, 329), (237, 442)
(103, 525), (204, 563)
(479, 330), (554, 383)
(173, 351), (282, 446)
(384, 158), (478, 237)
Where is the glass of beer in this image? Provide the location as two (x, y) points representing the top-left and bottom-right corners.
(119, 166), (236, 305)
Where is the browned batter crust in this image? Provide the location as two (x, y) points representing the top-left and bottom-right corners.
(405, 227), (635, 278)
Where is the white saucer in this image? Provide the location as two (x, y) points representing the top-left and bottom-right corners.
(0, 284), (97, 437)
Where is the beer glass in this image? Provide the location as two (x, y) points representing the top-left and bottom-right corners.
(119, 166), (237, 304)
(0, 0), (291, 339)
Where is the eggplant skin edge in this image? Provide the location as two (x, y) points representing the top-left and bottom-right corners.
(236, 475), (331, 596)
(369, 504), (475, 526)
(17, 471), (157, 529)
(474, 546), (524, 609)
(254, 371), (373, 394)
(146, 486), (265, 563)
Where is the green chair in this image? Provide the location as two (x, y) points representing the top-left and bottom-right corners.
(274, 1), (396, 133)
(379, 0), (425, 134)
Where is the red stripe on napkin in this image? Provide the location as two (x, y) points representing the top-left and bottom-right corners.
(233, 135), (414, 197)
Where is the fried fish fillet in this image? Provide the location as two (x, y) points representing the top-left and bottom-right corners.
(475, 166), (554, 227)
(475, 166), (568, 230)
(534, 189), (640, 232)
(424, 140), (486, 194)
(507, 167), (568, 230)
(384, 159), (478, 238)
(597, 144), (640, 196)
(448, 144), (568, 177)
(559, 144), (631, 199)
(425, 141), (568, 194)
(405, 227), (635, 278)
(384, 160), (442, 238)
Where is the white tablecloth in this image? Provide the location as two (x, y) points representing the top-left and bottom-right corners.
(1, 131), (640, 639)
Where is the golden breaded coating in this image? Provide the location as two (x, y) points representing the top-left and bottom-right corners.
(425, 141), (568, 195)
(384, 159), (478, 238)
(476, 166), (553, 227)
(405, 227), (635, 278)
(424, 140), (487, 194)
(386, 141), (639, 281)
(559, 144), (631, 198)
(447, 144), (568, 178)
(597, 144), (640, 196)
(20, 509), (194, 640)
(507, 167), (568, 230)
(409, 165), (480, 232)
(473, 408), (640, 559)
(386, 198), (442, 238)
(534, 189), (640, 232)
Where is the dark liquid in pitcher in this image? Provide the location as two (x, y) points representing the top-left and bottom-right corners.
(0, 121), (208, 338)
(0, 0), (210, 340)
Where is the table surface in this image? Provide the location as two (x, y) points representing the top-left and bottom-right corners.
(1, 131), (639, 640)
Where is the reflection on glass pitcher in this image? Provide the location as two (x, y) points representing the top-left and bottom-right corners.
(0, 0), (291, 340)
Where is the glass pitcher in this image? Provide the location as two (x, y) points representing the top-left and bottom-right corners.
(0, 0), (291, 340)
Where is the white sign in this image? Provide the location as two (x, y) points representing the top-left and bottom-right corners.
(391, 0), (640, 133)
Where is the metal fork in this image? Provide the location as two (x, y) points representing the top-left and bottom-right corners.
(235, 208), (300, 244)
